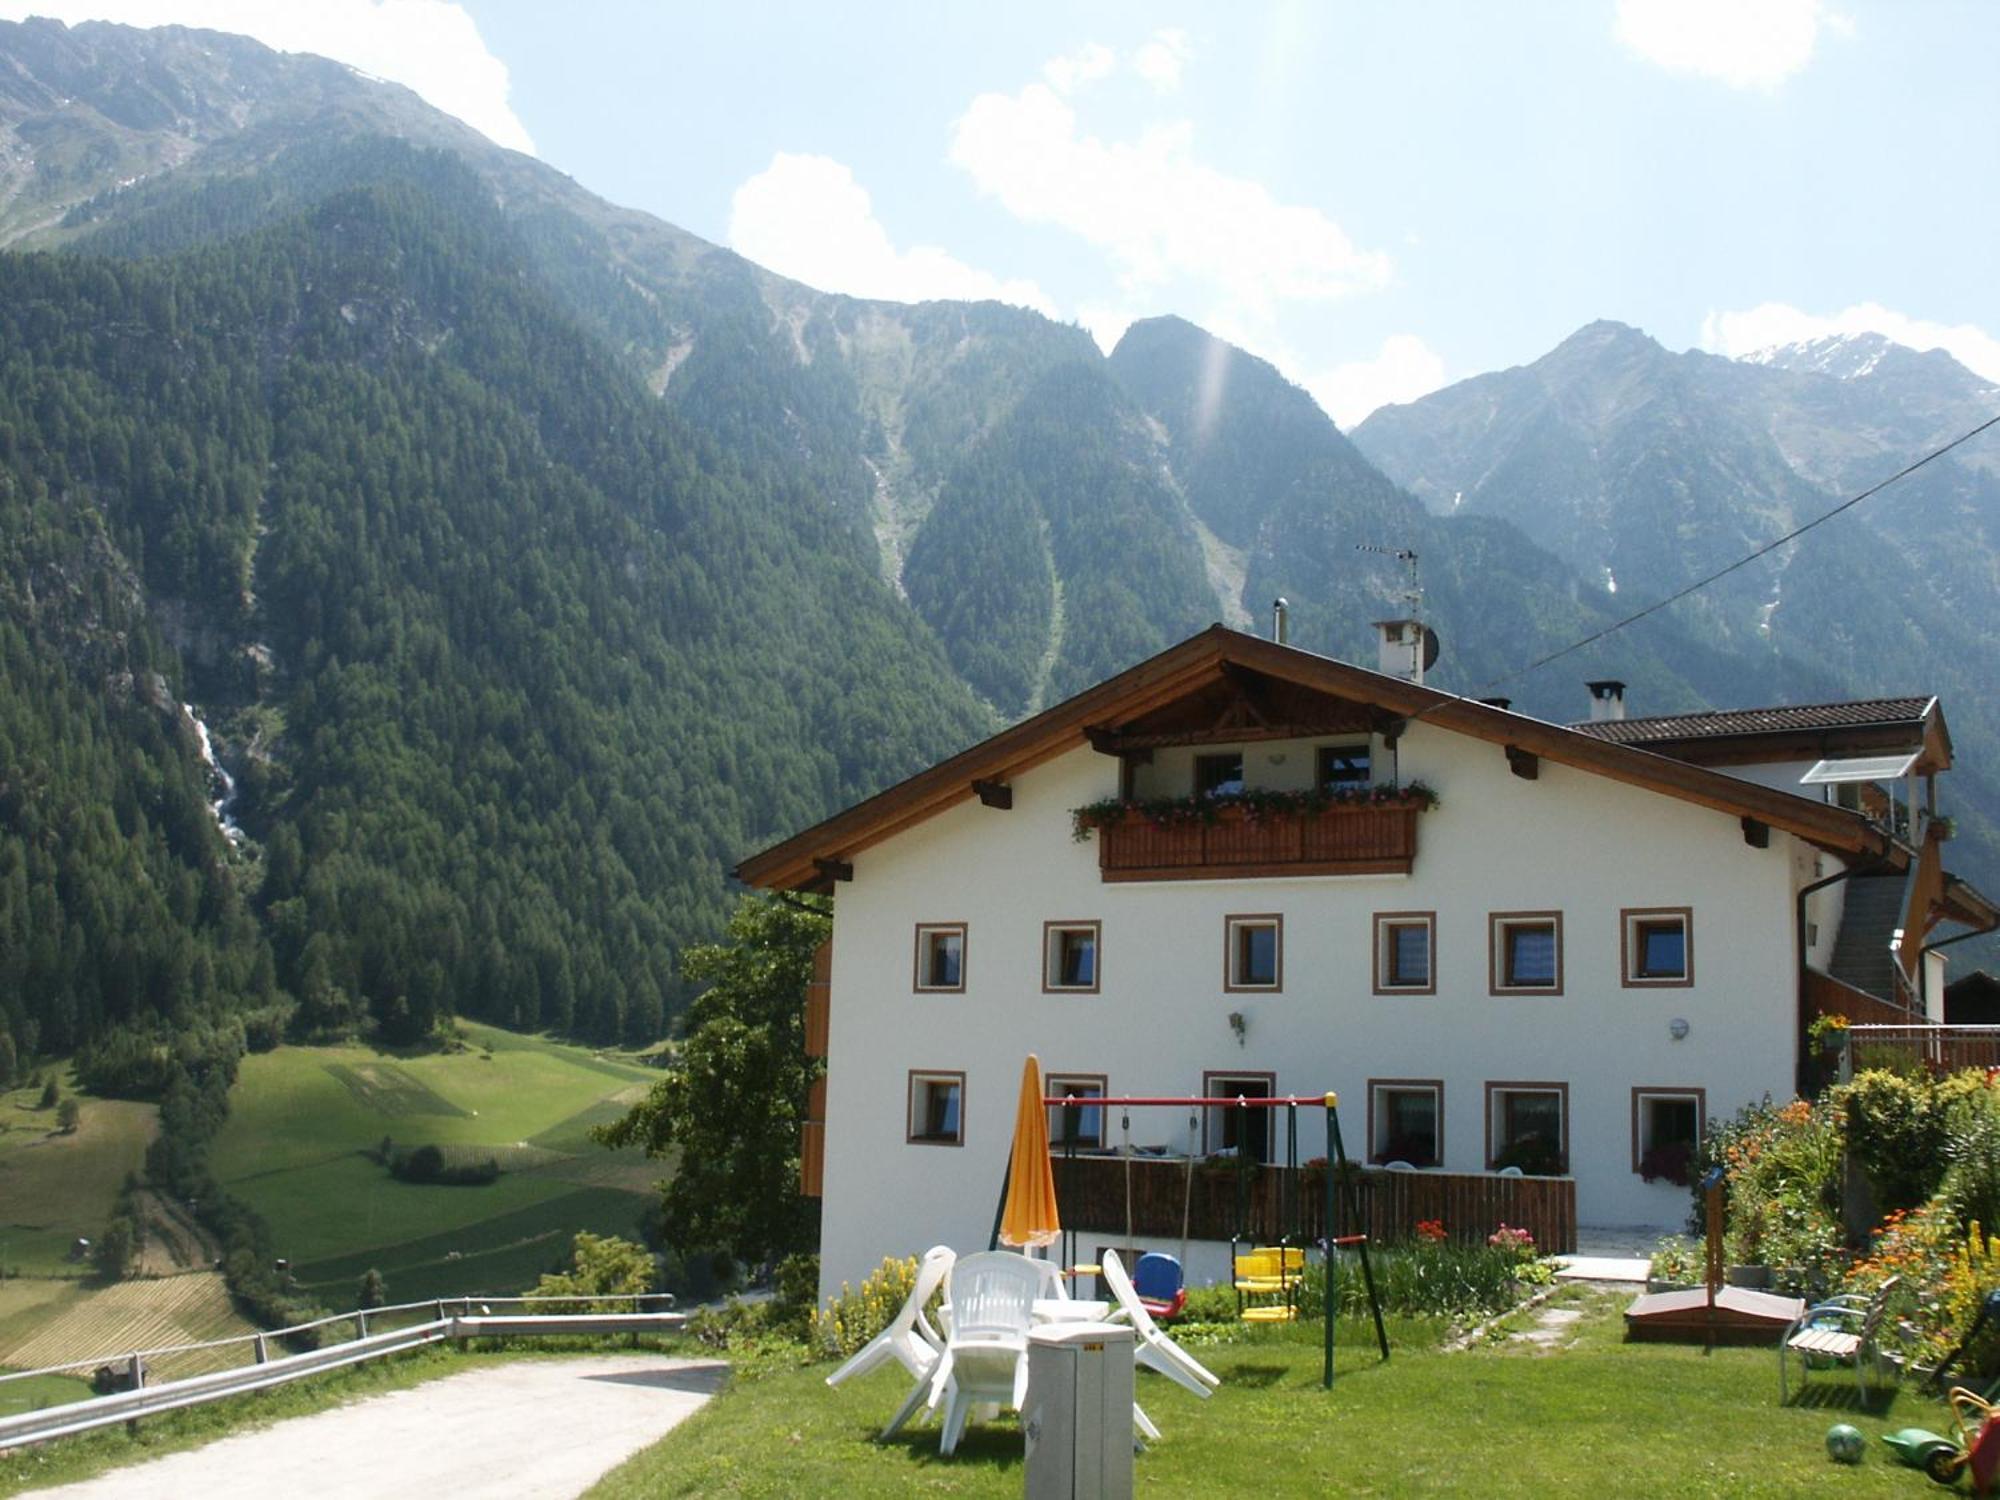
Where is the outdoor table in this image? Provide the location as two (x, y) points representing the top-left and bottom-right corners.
(1034, 1298), (1112, 1322)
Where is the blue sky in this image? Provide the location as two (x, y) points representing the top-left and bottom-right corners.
(11, 1), (1998, 423)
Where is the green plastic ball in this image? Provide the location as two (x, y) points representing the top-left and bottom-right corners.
(1826, 1423), (1866, 1465)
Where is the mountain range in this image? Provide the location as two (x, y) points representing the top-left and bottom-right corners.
(1, 17), (1992, 1065)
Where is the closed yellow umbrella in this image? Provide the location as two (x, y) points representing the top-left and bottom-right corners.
(999, 1054), (1062, 1249)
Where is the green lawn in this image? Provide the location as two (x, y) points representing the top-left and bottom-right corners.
(0, 1077), (154, 1279)
(209, 1026), (661, 1299)
(588, 1289), (1963, 1498)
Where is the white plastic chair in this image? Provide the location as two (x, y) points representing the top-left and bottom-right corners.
(825, 1244), (954, 1438)
(928, 1250), (1040, 1456)
(1100, 1249), (1220, 1398)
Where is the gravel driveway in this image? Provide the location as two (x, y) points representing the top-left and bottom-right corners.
(22, 1354), (725, 1500)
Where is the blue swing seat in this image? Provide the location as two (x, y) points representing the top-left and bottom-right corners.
(1134, 1252), (1187, 1319)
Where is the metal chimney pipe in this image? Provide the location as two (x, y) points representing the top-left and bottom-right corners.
(1272, 598), (1290, 645)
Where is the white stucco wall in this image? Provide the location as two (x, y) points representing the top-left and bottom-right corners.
(814, 722), (1805, 1300)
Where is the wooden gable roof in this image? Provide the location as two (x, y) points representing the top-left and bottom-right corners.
(735, 626), (1921, 893)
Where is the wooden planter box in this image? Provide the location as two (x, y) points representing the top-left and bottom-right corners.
(1096, 802), (1421, 882)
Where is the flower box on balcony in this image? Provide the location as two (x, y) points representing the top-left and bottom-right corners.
(1074, 786), (1432, 882)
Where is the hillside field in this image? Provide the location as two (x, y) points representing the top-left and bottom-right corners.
(0, 1079), (153, 1279)
(0, 1025), (667, 1383)
(209, 1024), (664, 1304)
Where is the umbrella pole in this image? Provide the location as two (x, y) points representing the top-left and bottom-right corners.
(988, 1142), (1014, 1251)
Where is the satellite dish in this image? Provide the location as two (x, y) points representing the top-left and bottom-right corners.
(1421, 627), (1441, 672)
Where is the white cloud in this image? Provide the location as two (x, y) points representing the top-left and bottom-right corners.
(1305, 334), (1449, 428)
(1701, 301), (2000, 384)
(949, 73), (1390, 328)
(0, 0), (533, 152)
(1132, 28), (1192, 93)
(728, 152), (1055, 314)
(1042, 41), (1116, 95)
(1615, 0), (1837, 91)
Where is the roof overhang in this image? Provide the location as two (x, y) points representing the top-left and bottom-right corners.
(735, 627), (1909, 893)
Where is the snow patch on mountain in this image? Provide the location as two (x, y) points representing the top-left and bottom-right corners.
(1740, 331), (1894, 380)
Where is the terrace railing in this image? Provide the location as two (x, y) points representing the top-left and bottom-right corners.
(1843, 1023), (2000, 1076)
(1052, 1155), (1575, 1253)
(1096, 802), (1420, 882)
(0, 1292), (682, 1450)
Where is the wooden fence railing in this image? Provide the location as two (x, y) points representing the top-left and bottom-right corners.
(1052, 1155), (1576, 1253)
(1845, 1024), (2000, 1075)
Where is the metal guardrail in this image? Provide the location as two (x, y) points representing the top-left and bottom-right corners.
(0, 1293), (684, 1450)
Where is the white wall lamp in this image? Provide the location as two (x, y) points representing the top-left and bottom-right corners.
(1669, 1018), (1690, 1041)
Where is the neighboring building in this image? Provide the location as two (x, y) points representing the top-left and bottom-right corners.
(737, 626), (1998, 1299)
(1945, 970), (2000, 1026)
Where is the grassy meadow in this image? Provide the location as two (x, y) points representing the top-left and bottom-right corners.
(209, 1023), (663, 1305)
(0, 1077), (153, 1279)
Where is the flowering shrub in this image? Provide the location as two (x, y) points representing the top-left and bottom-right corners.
(1692, 1094), (1844, 1296)
(1416, 1219), (1447, 1243)
(1487, 1224), (1537, 1262)
(1069, 781), (1440, 841)
(809, 1254), (922, 1359)
(1647, 1236), (1702, 1286)
(1843, 1206), (2000, 1374)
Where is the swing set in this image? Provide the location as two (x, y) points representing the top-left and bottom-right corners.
(1036, 1089), (1390, 1389)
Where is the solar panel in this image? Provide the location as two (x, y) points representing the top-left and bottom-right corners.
(1799, 752), (1922, 785)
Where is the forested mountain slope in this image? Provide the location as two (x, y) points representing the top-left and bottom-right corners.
(0, 148), (988, 1059)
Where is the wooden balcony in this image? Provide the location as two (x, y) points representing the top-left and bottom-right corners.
(1095, 801), (1420, 882)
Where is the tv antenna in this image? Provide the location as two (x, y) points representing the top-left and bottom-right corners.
(1355, 543), (1421, 620)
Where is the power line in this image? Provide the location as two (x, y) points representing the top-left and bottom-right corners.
(1437, 409), (2000, 707)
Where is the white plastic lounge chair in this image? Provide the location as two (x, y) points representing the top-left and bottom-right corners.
(825, 1244), (954, 1438)
(1100, 1249), (1220, 1397)
(928, 1250), (1040, 1456)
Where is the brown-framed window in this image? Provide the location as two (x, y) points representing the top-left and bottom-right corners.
(1043, 920), (1101, 993)
(907, 1070), (966, 1146)
(1373, 911), (1436, 994)
(913, 922), (967, 992)
(1489, 911), (1563, 994)
(1194, 752), (1244, 798)
(1632, 1087), (1705, 1180)
(1047, 1073), (1108, 1151)
(1224, 914), (1282, 992)
(1317, 742), (1371, 787)
(1202, 1071), (1274, 1161)
(1622, 907), (1693, 987)
(1368, 1079), (1442, 1167)
(1484, 1081), (1569, 1173)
